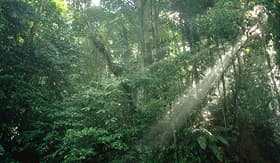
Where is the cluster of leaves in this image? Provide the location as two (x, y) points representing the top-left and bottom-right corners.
(1, 0), (280, 162)
(0, 0), (78, 162)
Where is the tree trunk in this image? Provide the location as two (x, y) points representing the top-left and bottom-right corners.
(265, 50), (280, 109)
(28, 0), (49, 43)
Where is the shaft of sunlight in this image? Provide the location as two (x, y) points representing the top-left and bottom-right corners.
(91, 0), (100, 6)
(140, 12), (265, 148)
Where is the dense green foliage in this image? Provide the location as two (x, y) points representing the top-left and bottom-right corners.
(1, 0), (280, 162)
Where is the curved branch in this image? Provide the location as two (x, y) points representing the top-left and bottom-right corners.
(90, 35), (123, 76)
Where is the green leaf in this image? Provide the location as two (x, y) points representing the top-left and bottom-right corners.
(216, 136), (229, 146)
(197, 136), (207, 150)
(81, 107), (91, 111)
(209, 145), (223, 161)
(0, 145), (4, 156)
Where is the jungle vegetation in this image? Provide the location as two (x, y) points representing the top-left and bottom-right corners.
(0, 0), (280, 162)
